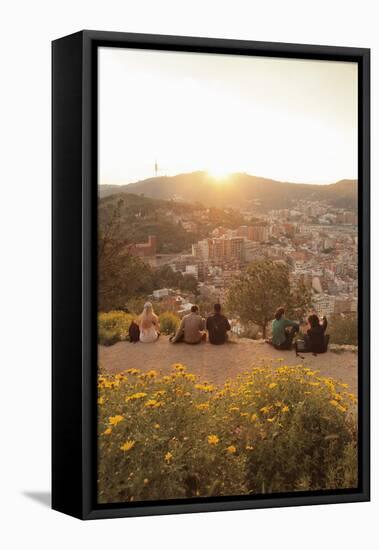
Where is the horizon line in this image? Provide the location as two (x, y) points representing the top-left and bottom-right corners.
(99, 170), (357, 188)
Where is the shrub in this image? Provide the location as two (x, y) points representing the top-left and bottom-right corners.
(328, 314), (358, 346)
(97, 363), (357, 503)
(98, 311), (135, 345)
(159, 311), (180, 335)
(98, 328), (120, 347)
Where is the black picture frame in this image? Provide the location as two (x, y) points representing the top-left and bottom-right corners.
(52, 30), (370, 520)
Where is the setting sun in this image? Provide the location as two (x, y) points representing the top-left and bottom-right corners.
(206, 167), (231, 181)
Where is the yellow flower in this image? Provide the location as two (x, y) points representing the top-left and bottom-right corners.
(267, 417), (275, 423)
(229, 406), (240, 412)
(120, 440), (135, 452)
(207, 434), (219, 446)
(126, 368), (140, 375)
(195, 384), (215, 392)
(102, 427), (112, 436)
(126, 392), (147, 401)
(332, 393), (343, 401)
(196, 403), (210, 411)
(173, 363), (186, 372)
(268, 382), (277, 389)
(145, 399), (163, 408)
(250, 413), (258, 422)
(281, 405), (289, 413)
(260, 406), (271, 414)
(154, 423), (160, 429)
(97, 396), (104, 405)
(329, 400), (347, 412)
(109, 415), (124, 426)
(226, 445), (236, 454)
(146, 370), (158, 378)
(246, 445), (254, 451)
(164, 452), (173, 463)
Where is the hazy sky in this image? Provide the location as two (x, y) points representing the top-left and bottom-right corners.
(99, 47), (357, 185)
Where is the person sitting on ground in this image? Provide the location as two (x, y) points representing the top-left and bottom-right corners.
(269, 307), (300, 350)
(206, 303), (231, 345)
(303, 314), (328, 354)
(170, 305), (206, 344)
(138, 302), (160, 343)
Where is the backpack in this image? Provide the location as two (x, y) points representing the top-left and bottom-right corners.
(128, 321), (140, 343)
(295, 334), (329, 358)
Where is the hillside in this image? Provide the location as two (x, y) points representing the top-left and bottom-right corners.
(99, 172), (358, 211)
(98, 191), (245, 254)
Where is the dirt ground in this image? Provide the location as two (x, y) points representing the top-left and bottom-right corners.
(99, 335), (358, 394)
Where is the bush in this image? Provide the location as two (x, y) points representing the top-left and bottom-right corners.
(328, 314), (358, 346)
(98, 311), (135, 345)
(159, 311), (180, 335)
(98, 328), (120, 347)
(97, 363), (357, 503)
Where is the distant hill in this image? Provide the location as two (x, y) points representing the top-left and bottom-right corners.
(99, 172), (358, 211)
(99, 191), (245, 254)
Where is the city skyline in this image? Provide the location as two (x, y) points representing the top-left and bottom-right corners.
(99, 47), (358, 186)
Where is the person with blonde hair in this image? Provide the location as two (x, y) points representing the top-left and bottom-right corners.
(138, 302), (160, 343)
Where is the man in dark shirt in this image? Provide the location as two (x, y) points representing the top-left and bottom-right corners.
(206, 304), (231, 345)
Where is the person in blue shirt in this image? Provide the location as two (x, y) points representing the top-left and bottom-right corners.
(270, 307), (299, 350)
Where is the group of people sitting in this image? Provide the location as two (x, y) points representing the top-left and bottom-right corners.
(269, 306), (329, 355)
(128, 302), (329, 355)
(128, 302), (231, 345)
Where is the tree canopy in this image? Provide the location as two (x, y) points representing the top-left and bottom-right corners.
(227, 259), (311, 337)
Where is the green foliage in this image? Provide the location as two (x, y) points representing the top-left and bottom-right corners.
(98, 329), (120, 347)
(98, 310), (181, 344)
(227, 260), (289, 338)
(97, 364), (357, 503)
(98, 202), (200, 311)
(99, 193), (196, 254)
(287, 280), (312, 320)
(246, 380), (357, 493)
(328, 314), (358, 346)
(153, 265), (198, 294)
(98, 200), (155, 311)
(159, 312), (180, 335)
(98, 311), (135, 345)
(227, 260), (311, 338)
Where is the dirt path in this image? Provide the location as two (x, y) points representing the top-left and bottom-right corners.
(99, 336), (358, 394)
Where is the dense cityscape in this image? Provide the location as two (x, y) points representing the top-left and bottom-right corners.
(128, 197), (358, 324)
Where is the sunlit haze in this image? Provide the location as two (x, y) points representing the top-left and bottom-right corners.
(99, 47), (357, 186)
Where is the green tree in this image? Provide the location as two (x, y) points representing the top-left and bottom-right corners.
(227, 260), (310, 338)
(287, 280), (312, 321)
(98, 200), (154, 310)
(179, 274), (198, 294)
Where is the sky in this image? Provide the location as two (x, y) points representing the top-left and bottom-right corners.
(99, 47), (358, 186)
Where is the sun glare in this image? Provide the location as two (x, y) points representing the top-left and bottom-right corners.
(206, 167), (231, 181)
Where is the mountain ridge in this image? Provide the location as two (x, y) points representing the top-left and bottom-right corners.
(99, 171), (357, 210)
